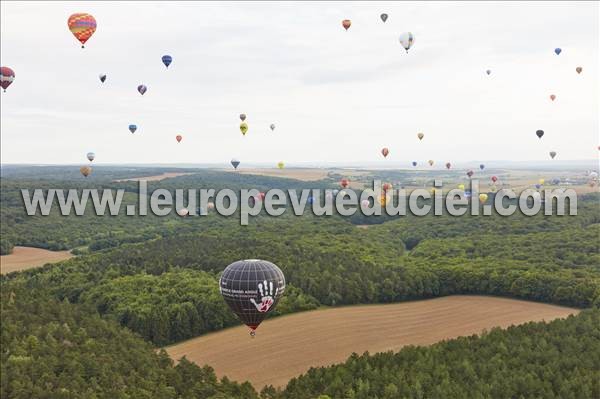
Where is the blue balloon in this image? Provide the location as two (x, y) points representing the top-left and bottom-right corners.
(162, 55), (172, 68)
(412, 161), (417, 167)
(308, 196), (314, 205)
(535, 184), (541, 190)
(464, 190), (472, 199)
(128, 124), (137, 133)
(480, 164), (485, 170)
(554, 48), (561, 55)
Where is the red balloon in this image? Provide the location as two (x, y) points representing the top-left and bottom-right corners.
(382, 182), (392, 192)
(176, 135), (182, 143)
(340, 179), (350, 188)
(342, 19), (351, 30)
(381, 148), (389, 158)
(491, 176), (498, 183)
(1, 66), (15, 92)
(550, 94), (556, 101)
(445, 162), (451, 169)
(467, 170), (474, 178)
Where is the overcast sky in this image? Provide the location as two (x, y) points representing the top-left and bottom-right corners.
(1, 1), (598, 166)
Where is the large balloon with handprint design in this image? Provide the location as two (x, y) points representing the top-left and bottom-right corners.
(219, 259), (285, 337)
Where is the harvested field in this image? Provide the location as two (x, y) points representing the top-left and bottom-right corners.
(114, 172), (194, 182)
(1, 246), (73, 274)
(165, 295), (578, 389)
(226, 168), (329, 181)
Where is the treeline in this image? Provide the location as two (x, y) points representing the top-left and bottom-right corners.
(276, 309), (600, 399)
(0, 287), (258, 399)
(6, 211), (599, 346)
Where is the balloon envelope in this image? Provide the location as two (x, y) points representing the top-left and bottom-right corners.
(99, 74), (106, 83)
(342, 19), (351, 30)
(446, 162), (451, 169)
(220, 260), (285, 333)
(576, 67), (582, 74)
(86, 152), (95, 162)
(240, 122), (248, 135)
(480, 164), (485, 170)
(277, 161), (284, 169)
(1, 67), (15, 91)
(270, 124), (276, 131)
(68, 13), (96, 47)
(231, 159), (240, 169)
(176, 135), (182, 143)
(550, 94), (556, 101)
(412, 161), (417, 167)
(486, 69), (491, 75)
(428, 160), (434, 166)
(536, 130), (544, 139)
(479, 193), (488, 203)
(380, 13), (388, 22)
(340, 178), (349, 188)
(240, 113), (246, 121)
(417, 132), (424, 140)
(162, 55), (172, 68)
(549, 151), (557, 159)
(129, 124), (137, 133)
(554, 48), (561, 55)
(80, 166), (91, 177)
(381, 148), (389, 158)
(138, 85), (147, 95)
(399, 32), (415, 51)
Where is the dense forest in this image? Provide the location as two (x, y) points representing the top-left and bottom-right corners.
(1, 166), (599, 397)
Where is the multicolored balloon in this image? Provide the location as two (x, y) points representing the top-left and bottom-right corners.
(342, 19), (351, 30)
(138, 85), (147, 95)
(399, 32), (415, 52)
(68, 13), (97, 48)
(162, 55), (172, 68)
(0, 67), (15, 92)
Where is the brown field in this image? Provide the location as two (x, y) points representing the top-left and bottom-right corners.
(165, 295), (578, 389)
(226, 168), (330, 181)
(114, 172), (194, 182)
(1, 246), (73, 274)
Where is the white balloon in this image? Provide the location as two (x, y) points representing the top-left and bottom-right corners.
(399, 32), (415, 51)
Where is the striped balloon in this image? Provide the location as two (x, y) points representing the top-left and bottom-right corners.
(1, 67), (15, 92)
(68, 13), (97, 48)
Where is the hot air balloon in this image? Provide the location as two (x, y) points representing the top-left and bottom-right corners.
(176, 135), (182, 143)
(380, 13), (388, 22)
(479, 193), (488, 204)
(255, 192), (266, 202)
(80, 166), (91, 177)
(240, 114), (247, 121)
(379, 195), (387, 207)
(1, 67), (15, 92)
(162, 55), (172, 68)
(550, 94), (556, 101)
(491, 176), (498, 183)
(68, 13), (96, 48)
(332, 189), (339, 196)
(417, 132), (424, 140)
(207, 202), (215, 210)
(486, 69), (491, 75)
(458, 184), (465, 191)
(554, 48), (562, 55)
(412, 161), (417, 167)
(240, 122), (248, 135)
(549, 151), (557, 159)
(177, 208), (189, 217)
(536, 130), (544, 139)
(340, 179), (350, 188)
(445, 162), (451, 169)
(535, 184), (541, 190)
(539, 179), (545, 185)
(231, 158), (240, 169)
(428, 160), (434, 166)
(99, 74), (106, 83)
(277, 161), (284, 169)
(490, 185), (498, 193)
(467, 170), (474, 178)
(576, 67), (582, 74)
(138, 85), (147, 95)
(361, 199), (370, 208)
(381, 148), (389, 158)
(86, 152), (95, 162)
(270, 124), (276, 131)
(382, 182), (392, 192)
(220, 259), (285, 337)
(129, 124), (137, 134)
(342, 19), (351, 30)
(464, 190), (472, 199)
(399, 32), (415, 52)
(480, 164), (485, 170)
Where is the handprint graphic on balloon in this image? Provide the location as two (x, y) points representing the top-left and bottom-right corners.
(250, 280), (278, 312)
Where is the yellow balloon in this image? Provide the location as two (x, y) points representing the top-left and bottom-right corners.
(539, 179), (545, 185)
(240, 122), (248, 135)
(458, 184), (465, 191)
(479, 193), (488, 203)
(277, 161), (284, 169)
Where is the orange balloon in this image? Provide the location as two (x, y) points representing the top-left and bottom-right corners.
(342, 19), (351, 30)
(68, 13), (97, 48)
(80, 166), (92, 177)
